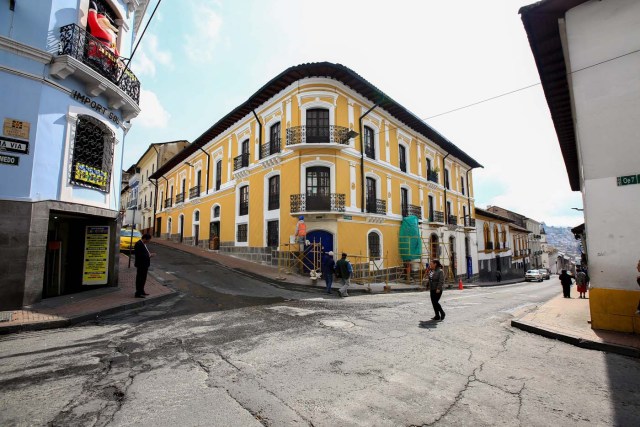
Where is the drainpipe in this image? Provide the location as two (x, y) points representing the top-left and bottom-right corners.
(359, 102), (380, 212)
(197, 147), (210, 194)
(442, 153), (450, 223)
(250, 107), (262, 159)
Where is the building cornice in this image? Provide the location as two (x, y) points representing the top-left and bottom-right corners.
(0, 35), (53, 63)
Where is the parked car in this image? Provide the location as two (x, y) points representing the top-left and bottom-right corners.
(525, 269), (543, 282)
(538, 268), (550, 280)
(120, 228), (142, 252)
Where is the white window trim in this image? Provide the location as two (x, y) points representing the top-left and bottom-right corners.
(300, 100), (335, 127)
(398, 141), (410, 174)
(211, 203), (221, 221)
(367, 229), (384, 261)
(362, 121), (381, 161)
(365, 172), (382, 199)
(300, 160), (336, 194)
(264, 171), (280, 220)
(235, 223), (249, 247)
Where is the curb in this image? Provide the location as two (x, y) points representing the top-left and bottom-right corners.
(0, 291), (178, 336)
(511, 319), (640, 359)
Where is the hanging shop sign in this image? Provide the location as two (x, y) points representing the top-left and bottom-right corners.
(0, 136), (29, 155)
(74, 163), (109, 188)
(0, 154), (19, 166)
(70, 90), (121, 126)
(82, 225), (110, 285)
(3, 118), (30, 140)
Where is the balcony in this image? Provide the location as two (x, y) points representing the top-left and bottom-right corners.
(260, 138), (281, 159)
(427, 170), (439, 183)
(189, 185), (200, 199)
(233, 153), (250, 171)
(366, 198), (387, 215)
(127, 198), (137, 210)
(175, 192), (185, 204)
(53, 24), (140, 120)
(164, 198), (172, 209)
(428, 210), (445, 224)
(286, 125), (351, 149)
(290, 193), (345, 213)
(464, 217), (476, 228)
(448, 215), (458, 225)
(402, 204), (422, 219)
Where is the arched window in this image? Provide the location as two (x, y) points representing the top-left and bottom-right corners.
(194, 210), (200, 222)
(70, 114), (114, 192)
(430, 233), (439, 261)
(213, 205), (220, 218)
(368, 232), (381, 260)
(493, 225), (500, 249)
(483, 223), (491, 247)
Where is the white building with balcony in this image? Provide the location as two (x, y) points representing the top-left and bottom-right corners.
(0, 0), (148, 309)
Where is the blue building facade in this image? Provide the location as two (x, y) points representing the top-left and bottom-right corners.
(0, 0), (148, 309)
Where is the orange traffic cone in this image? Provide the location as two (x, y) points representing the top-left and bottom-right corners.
(458, 279), (464, 290)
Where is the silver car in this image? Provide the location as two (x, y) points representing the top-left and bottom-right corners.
(538, 268), (551, 280)
(525, 269), (543, 282)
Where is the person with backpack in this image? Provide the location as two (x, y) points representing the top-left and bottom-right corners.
(335, 252), (353, 297)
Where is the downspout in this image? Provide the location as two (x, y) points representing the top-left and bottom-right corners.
(250, 107), (262, 160)
(359, 102), (380, 212)
(442, 153), (450, 223)
(198, 147), (210, 194)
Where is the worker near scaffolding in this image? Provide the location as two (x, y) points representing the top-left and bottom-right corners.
(295, 215), (307, 251)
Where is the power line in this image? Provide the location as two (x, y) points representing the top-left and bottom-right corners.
(367, 47), (640, 139)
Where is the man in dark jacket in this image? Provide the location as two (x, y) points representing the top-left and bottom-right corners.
(559, 269), (573, 298)
(335, 253), (353, 297)
(321, 251), (335, 294)
(134, 234), (154, 298)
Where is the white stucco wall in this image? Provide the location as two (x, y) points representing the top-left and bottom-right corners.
(566, 0), (640, 289)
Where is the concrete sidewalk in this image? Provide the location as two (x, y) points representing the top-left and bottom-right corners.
(512, 293), (640, 358)
(0, 254), (175, 335)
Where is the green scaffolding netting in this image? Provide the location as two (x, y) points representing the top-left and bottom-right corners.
(399, 216), (421, 261)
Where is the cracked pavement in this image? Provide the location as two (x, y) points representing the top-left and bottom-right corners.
(1, 245), (640, 426)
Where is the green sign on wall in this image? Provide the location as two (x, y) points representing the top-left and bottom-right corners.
(617, 174), (640, 186)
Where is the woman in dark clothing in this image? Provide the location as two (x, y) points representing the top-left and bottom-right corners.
(559, 269), (573, 298)
(429, 260), (446, 320)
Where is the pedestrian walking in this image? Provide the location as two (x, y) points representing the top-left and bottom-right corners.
(321, 251), (335, 294)
(496, 270), (502, 283)
(575, 268), (588, 299)
(335, 252), (353, 297)
(134, 233), (155, 298)
(559, 269), (573, 298)
(429, 260), (446, 321)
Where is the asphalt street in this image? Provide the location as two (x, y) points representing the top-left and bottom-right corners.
(1, 244), (639, 426)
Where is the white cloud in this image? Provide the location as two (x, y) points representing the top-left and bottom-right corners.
(132, 34), (172, 77)
(132, 89), (170, 128)
(184, 2), (223, 63)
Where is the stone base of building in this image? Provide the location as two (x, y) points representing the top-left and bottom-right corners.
(0, 199), (119, 310)
(589, 288), (640, 334)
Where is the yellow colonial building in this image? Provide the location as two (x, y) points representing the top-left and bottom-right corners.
(150, 63), (482, 279)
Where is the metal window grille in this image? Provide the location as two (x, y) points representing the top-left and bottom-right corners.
(368, 233), (381, 259)
(70, 115), (114, 192)
(237, 224), (248, 242)
(267, 220), (279, 247)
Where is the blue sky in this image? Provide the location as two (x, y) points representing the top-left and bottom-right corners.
(126, 0), (584, 226)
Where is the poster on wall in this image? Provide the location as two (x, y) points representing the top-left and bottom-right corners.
(82, 225), (110, 285)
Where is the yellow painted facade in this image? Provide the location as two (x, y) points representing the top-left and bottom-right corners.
(590, 288), (640, 333)
(151, 64), (480, 274)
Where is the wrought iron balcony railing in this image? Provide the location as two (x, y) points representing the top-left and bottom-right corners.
(260, 138), (281, 158)
(233, 153), (250, 171)
(175, 192), (185, 204)
(429, 210), (445, 223)
(189, 185), (200, 199)
(58, 24), (140, 104)
(366, 198), (387, 215)
(127, 199), (138, 210)
(286, 125), (351, 146)
(448, 215), (458, 225)
(464, 217), (476, 227)
(427, 170), (439, 183)
(402, 204), (422, 219)
(164, 198), (172, 209)
(290, 193), (345, 213)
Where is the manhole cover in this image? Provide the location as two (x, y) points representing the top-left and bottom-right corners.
(0, 312), (13, 323)
(320, 319), (354, 329)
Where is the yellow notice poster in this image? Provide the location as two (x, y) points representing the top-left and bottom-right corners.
(82, 226), (110, 285)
